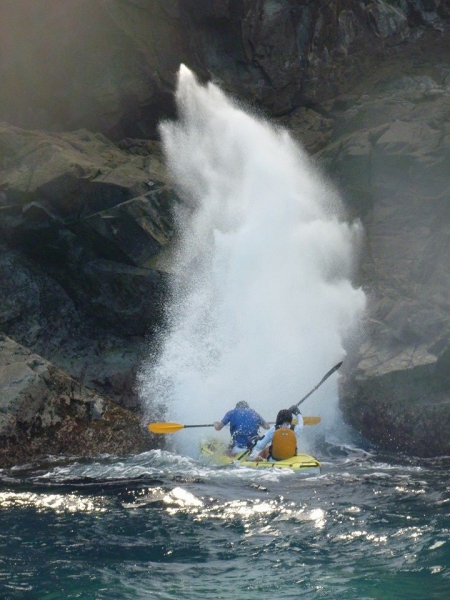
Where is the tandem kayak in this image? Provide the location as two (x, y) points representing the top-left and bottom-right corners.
(200, 439), (321, 474)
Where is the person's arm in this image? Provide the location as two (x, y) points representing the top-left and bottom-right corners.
(249, 427), (274, 458)
(256, 411), (270, 430)
(293, 418), (304, 441)
(214, 410), (232, 431)
(294, 415), (304, 431)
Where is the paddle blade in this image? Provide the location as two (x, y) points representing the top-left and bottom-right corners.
(303, 416), (321, 426)
(319, 361), (343, 385)
(148, 422), (185, 434)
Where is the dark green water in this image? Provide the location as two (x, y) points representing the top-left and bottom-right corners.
(1, 446), (449, 599)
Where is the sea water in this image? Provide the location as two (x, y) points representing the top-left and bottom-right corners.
(1, 448), (449, 599)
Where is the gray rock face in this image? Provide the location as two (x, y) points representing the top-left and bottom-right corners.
(0, 243), (153, 407)
(2, 1), (449, 136)
(73, 190), (174, 267)
(0, 125), (168, 220)
(316, 32), (450, 456)
(0, 125), (176, 412)
(0, 334), (157, 468)
(0, 1), (183, 138)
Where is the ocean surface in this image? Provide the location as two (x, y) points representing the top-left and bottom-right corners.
(1, 441), (449, 600)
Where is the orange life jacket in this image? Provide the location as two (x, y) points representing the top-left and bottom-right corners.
(270, 426), (297, 460)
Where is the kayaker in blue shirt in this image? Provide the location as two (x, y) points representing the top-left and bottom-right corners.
(214, 401), (269, 455)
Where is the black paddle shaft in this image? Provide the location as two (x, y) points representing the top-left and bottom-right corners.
(292, 361), (343, 411)
(231, 364), (342, 461)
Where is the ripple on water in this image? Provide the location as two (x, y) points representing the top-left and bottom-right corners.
(0, 451), (449, 599)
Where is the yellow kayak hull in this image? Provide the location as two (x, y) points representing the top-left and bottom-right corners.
(200, 440), (321, 474)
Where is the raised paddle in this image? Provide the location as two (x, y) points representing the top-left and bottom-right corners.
(236, 362), (343, 461)
(148, 416), (322, 434)
(289, 361), (343, 414)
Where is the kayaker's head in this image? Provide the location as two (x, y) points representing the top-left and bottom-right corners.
(236, 401), (249, 409)
(276, 409), (293, 428)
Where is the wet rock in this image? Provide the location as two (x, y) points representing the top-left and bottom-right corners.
(72, 190), (175, 268)
(2, 2), (450, 137)
(0, 334), (158, 468)
(0, 243), (164, 411)
(318, 33), (450, 455)
(0, 126), (174, 410)
(339, 367), (450, 457)
(0, 125), (173, 334)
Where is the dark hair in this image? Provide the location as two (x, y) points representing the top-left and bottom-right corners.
(236, 401), (249, 409)
(276, 409), (293, 427)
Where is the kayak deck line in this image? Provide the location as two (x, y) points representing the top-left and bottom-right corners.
(200, 439), (321, 474)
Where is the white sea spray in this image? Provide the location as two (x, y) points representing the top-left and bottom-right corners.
(139, 65), (366, 456)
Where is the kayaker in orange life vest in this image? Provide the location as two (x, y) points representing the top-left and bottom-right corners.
(249, 409), (304, 462)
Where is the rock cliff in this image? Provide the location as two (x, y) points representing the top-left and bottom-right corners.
(319, 32), (450, 456)
(1, 0), (449, 463)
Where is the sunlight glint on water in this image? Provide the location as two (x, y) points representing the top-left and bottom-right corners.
(1, 451), (449, 600)
(139, 65), (366, 456)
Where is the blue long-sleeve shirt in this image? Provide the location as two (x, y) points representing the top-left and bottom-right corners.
(221, 407), (267, 448)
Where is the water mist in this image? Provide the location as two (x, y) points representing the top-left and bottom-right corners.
(139, 65), (366, 456)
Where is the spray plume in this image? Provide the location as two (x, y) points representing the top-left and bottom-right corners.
(139, 65), (366, 455)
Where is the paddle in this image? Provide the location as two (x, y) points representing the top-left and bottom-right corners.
(289, 361), (343, 414)
(235, 438), (259, 461)
(236, 362), (343, 462)
(148, 422), (215, 434)
(148, 416), (321, 434)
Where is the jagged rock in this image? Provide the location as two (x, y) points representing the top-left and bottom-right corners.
(0, 124), (166, 219)
(0, 125), (173, 326)
(0, 242), (164, 410)
(339, 365), (450, 457)
(0, 334), (159, 468)
(2, 2), (450, 136)
(180, 0), (450, 114)
(72, 190), (174, 267)
(318, 33), (450, 455)
(276, 107), (334, 154)
(0, 125), (174, 410)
